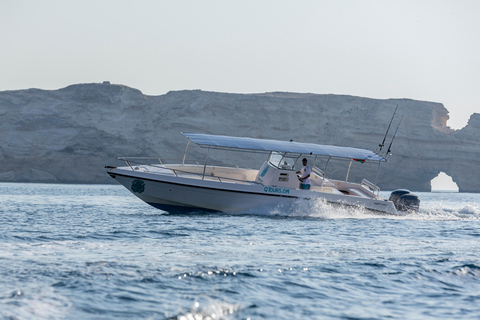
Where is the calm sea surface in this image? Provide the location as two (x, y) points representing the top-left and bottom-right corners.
(1, 183), (479, 320)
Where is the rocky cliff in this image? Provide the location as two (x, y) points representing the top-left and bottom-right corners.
(1, 83), (478, 191)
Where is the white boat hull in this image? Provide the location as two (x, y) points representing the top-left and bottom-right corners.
(108, 167), (402, 215)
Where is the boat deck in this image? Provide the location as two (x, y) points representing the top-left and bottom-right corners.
(121, 164), (379, 199)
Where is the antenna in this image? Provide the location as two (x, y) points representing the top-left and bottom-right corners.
(386, 115), (403, 158)
(378, 105), (398, 153)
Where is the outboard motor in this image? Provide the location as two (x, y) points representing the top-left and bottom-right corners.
(389, 189), (420, 212)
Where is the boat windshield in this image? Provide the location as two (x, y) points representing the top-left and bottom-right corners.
(268, 152), (296, 170)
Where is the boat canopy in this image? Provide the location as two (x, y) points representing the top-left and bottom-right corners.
(182, 133), (387, 162)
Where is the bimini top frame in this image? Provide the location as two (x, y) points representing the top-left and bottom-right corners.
(182, 132), (387, 162)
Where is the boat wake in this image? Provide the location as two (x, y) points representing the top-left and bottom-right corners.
(233, 197), (480, 221)
(414, 203), (480, 221)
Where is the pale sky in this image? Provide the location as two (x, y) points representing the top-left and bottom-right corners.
(1, 0), (479, 129)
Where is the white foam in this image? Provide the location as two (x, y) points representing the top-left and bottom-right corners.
(175, 300), (239, 320)
(231, 196), (480, 221)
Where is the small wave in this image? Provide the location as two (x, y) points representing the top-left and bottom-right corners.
(452, 264), (480, 276)
(169, 300), (239, 320)
(0, 286), (71, 319)
(458, 204), (480, 215)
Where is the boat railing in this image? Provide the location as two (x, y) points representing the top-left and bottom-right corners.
(118, 157), (222, 168)
(117, 157), (261, 185)
(361, 178), (380, 196)
(312, 166), (325, 177)
(312, 166), (336, 189)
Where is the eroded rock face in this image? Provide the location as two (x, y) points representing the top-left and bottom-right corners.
(0, 83), (478, 191)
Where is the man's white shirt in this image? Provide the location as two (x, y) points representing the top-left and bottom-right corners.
(300, 165), (311, 184)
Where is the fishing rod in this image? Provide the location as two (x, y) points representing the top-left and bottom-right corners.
(378, 105), (398, 153)
(386, 115), (403, 158)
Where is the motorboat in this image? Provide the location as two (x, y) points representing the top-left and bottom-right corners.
(105, 133), (419, 215)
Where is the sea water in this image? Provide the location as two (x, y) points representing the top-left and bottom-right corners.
(1, 183), (479, 320)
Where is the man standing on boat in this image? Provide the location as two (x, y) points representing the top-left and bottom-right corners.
(296, 158), (311, 190)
